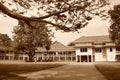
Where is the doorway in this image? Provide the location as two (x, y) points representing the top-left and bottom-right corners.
(77, 55), (92, 62)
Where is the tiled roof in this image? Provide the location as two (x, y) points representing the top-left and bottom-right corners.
(73, 35), (112, 44)
(36, 41), (74, 52)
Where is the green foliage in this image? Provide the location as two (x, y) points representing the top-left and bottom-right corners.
(0, 33), (12, 47)
(13, 21), (53, 61)
(108, 4), (120, 46)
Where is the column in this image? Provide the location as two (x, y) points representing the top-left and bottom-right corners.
(80, 55), (81, 62)
(35, 54), (38, 61)
(3, 51), (5, 60)
(21, 54), (25, 61)
(11, 51), (14, 60)
(58, 53), (60, 61)
(8, 52), (11, 60)
(18, 55), (21, 60)
(65, 53), (67, 61)
(56, 52), (58, 61)
(47, 53), (49, 60)
(87, 55), (89, 62)
(9, 56), (11, 60)
(41, 54), (43, 61)
(71, 54), (73, 61)
(76, 55), (78, 62)
(53, 53), (54, 61)
(91, 55), (93, 62)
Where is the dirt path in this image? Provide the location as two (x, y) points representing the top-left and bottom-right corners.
(19, 63), (107, 80)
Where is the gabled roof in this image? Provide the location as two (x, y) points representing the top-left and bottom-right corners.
(73, 35), (112, 44)
(36, 41), (74, 52)
(50, 41), (67, 50)
(50, 41), (74, 51)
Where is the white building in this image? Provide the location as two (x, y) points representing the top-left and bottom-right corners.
(35, 41), (75, 62)
(73, 35), (120, 62)
(0, 46), (14, 60)
(1, 35), (120, 62)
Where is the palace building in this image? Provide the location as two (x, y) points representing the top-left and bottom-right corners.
(0, 46), (14, 60)
(0, 35), (120, 62)
(73, 35), (120, 62)
(34, 35), (120, 62)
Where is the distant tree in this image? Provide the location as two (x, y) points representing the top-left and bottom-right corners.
(0, 0), (109, 31)
(108, 4), (120, 46)
(13, 21), (53, 62)
(68, 42), (75, 46)
(0, 33), (12, 46)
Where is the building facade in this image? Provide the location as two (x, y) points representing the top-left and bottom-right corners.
(0, 46), (14, 60)
(73, 35), (120, 62)
(17, 35), (120, 62)
(35, 41), (76, 62)
(0, 35), (120, 62)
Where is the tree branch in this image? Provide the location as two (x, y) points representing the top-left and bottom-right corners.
(0, 2), (31, 21)
(33, 8), (70, 20)
(40, 19), (71, 32)
(0, 2), (71, 30)
(0, 2), (70, 21)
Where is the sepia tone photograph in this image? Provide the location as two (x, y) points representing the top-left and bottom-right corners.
(0, 0), (120, 80)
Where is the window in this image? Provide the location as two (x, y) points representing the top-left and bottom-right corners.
(80, 48), (87, 52)
(110, 48), (113, 52)
(116, 47), (120, 51)
(95, 48), (102, 53)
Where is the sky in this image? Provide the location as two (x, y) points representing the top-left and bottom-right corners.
(0, 0), (120, 45)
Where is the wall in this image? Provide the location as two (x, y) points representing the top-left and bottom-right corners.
(106, 47), (116, 61)
(76, 47), (93, 55)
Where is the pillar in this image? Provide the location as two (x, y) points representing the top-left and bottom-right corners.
(53, 53), (54, 61)
(80, 55), (81, 62)
(91, 55), (93, 62)
(8, 52), (11, 60)
(3, 51), (5, 60)
(65, 53), (67, 61)
(71, 54), (73, 61)
(47, 53), (49, 60)
(59, 54), (60, 61)
(55, 52), (58, 61)
(76, 55), (78, 62)
(87, 55), (89, 62)
(18, 55), (21, 60)
(12, 52), (14, 60)
(9, 56), (11, 60)
(41, 54), (43, 61)
(22, 54), (25, 61)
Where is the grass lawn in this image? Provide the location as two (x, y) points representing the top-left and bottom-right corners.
(95, 62), (120, 80)
(0, 62), (65, 80)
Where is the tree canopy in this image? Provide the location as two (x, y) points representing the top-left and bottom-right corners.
(108, 4), (120, 46)
(13, 21), (53, 61)
(0, 0), (109, 31)
(0, 33), (12, 47)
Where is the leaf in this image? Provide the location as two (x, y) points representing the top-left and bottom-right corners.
(85, 16), (92, 20)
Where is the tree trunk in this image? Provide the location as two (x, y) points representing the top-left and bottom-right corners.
(28, 55), (34, 62)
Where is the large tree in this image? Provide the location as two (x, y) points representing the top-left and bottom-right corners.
(0, 33), (12, 47)
(13, 21), (53, 62)
(108, 4), (120, 46)
(0, 0), (109, 31)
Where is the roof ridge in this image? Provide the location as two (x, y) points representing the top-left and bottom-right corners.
(82, 35), (109, 37)
(72, 35), (111, 43)
(52, 41), (66, 47)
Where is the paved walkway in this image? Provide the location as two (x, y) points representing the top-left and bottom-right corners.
(19, 63), (107, 80)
